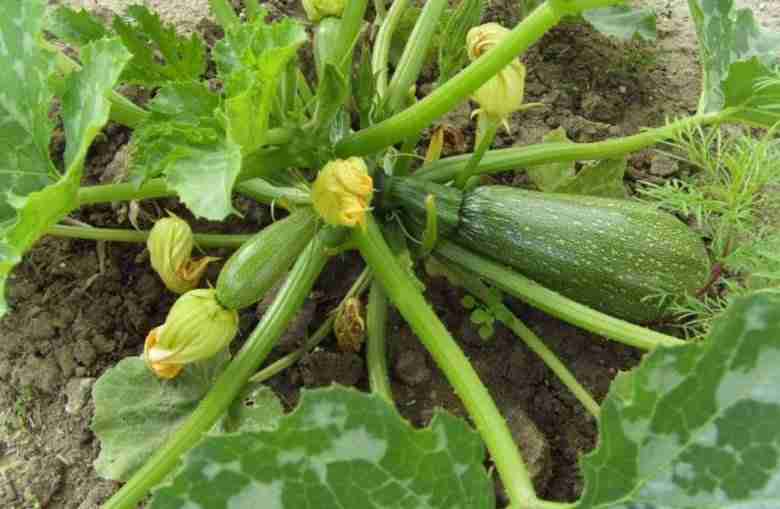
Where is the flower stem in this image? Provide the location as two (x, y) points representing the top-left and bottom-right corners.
(77, 179), (173, 205)
(455, 115), (500, 188)
(334, 0), (369, 76)
(353, 215), (538, 509)
(366, 279), (393, 404)
(249, 268), (372, 383)
(436, 241), (685, 350)
(418, 111), (733, 183)
(335, 0), (622, 156)
(46, 225), (251, 248)
(372, 0), (410, 98)
(235, 179), (312, 209)
(102, 231), (331, 509)
(384, 0), (447, 113)
(433, 258), (600, 419)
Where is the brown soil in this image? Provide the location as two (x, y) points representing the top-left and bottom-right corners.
(2, 1), (778, 508)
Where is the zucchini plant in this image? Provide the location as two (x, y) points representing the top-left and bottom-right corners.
(2, 0), (780, 508)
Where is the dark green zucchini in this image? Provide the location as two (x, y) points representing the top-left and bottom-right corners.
(386, 177), (710, 322)
(216, 207), (318, 310)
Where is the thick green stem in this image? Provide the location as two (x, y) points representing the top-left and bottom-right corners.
(102, 232), (330, 509)
(372, 0), (410, 98)
(46, 225), (250, 248)
(353, 215), (538, 508)
(455, 115), (500, 188)
(436, 241), (685, 350)
(336, 0), (622, 156)
(366, 280), (393, 404)
(419, 111), (733, 183)
(433, 259), (600, 418)
(384, 0), (447, 113)
(249, 267), (372, 383)
(77, 179), (173, 205)
(235, 179), (311, 209)
(334, 0), (369, 75)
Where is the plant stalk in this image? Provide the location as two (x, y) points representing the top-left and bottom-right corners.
(433, 258), (600, 418)
(384, 0), (447, 113)
(455, 115), (500, 188)
(334, 0), (369, 76)
(436, 241), (685, 350)
(102, 232), (331, 509)
(46, 225), (251, 248)
(353, 215), (538, 509)
(249, 268), (373, 383)
(235, 179), (311, 209)
(335, 0), (622, 156)
(366, 279), (394, 404)
(418, 111), (733, 183)
(372, 0), (409, 98)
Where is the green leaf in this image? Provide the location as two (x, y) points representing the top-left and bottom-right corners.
(0, 0), (57, 223)
(0, 32), (131, 317)
(92, 354), (229, 481)
(113, 5), (206, 86)
(477, 324), (494, 341)
(130, 122), (241, 221)
(218, 382), (284, 434)
(526, 127), (576, 192)
(150, 387), (494, 509)
(556, 158), (628, 199)
(437, 0), (485, 84)
(578, 292), (780, 508)
(47, 6), (110, 46)
(582, 6), (657, 41)
(688, 0), (780, 126)
(470, 308), (492, 325)
(461, 295), (477, 309)
(215, 15), (306, 153)
(148, 81), (220, 123)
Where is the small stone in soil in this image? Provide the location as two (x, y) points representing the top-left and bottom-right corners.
(65, 378), (96, 416)
(394, 350), (431, 387)
(497, 406), (551, 503)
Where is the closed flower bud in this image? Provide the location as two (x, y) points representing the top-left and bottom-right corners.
(147, 213), (217, 294)
(466, 23), (528, 121)
(144, 289), (239, 379)
(302, 0), (345, 22)
(312, 157), (373, 228)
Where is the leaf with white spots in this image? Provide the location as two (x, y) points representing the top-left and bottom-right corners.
(92, 352), (263, 481)
(149, 386), (495, 509)
(689, 0), (780, 127)
(0, 23), (130, 317)
(0, 0), (57, 222)
(578, 291), (780, 508)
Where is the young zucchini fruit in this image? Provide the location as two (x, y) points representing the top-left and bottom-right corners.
(216, 207), (318, 310)
(385, 177), (711, 322)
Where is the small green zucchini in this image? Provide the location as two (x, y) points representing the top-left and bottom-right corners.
(385, 177), (711, 322)
(313, 17), (342, 81)
(216, 207), (318, 310)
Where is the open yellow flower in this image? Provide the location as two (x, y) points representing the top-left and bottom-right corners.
(144, 289), (239, 379)
(147, 212), (217, 294)
(312, 157), (373, 228)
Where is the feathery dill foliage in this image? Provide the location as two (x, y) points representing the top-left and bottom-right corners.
(640, 123), (780, 337)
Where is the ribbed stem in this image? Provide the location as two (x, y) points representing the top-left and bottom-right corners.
(436, 241), (685, 350)
(366, 280), (393, 404)
(46, 225), (250, 248)
(354, 215), (538, 508)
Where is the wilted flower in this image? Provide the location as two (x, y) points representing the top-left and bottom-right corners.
(302, 0), (345, 21)
(312, 157), (373, 228)
(466, 23), (528, 121)
(147, 213), (217, 294)
(334, 297), (365, 352)
(144, 289), (239, 379)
